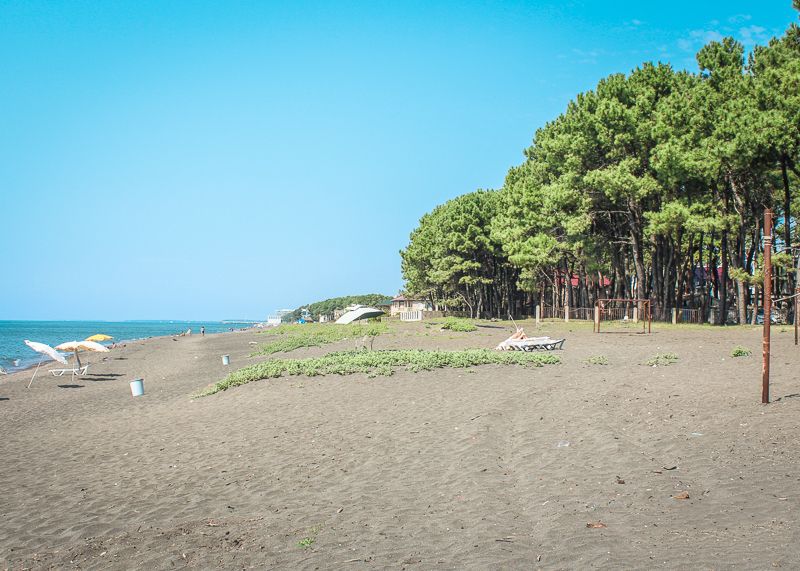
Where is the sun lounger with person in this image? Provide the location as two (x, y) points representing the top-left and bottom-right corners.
(495, 326), (565, 351)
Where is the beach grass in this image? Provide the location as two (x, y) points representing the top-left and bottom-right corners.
(645, 352), (679, 366)
(439, 317), (478, 332)
(584, 355), (609, 365)
(254, 322), (389, 355)
(731, 345), (752, 357)
(198, 349), (560, 396)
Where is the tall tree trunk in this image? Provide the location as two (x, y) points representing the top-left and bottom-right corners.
(720, 232), (729, 325)
(629, 206), (647, 307)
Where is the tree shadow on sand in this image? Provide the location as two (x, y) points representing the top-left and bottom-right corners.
(57, 384), (84, 389)
(0, 397), (9, 401)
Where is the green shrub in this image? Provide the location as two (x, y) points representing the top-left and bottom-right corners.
(585, 355), (608, 365)
(254, 322), (388, 355)
(731, 345), (752, 357)
(198, 349), (560, 396)
(440, 318), (477, 332)
(645, 353), (678, 366)
(297, 525), (321, 549)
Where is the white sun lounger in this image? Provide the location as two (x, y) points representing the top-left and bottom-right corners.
(496, 337), (565, 351)
(50, 365), (89, 377)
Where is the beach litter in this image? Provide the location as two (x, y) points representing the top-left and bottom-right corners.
(555, 440), (570, 448)
(673, 491), (690, 500)
(586, 522), (607, 528)
(130, 378), (145, 397)
(222, 355), (230, 365)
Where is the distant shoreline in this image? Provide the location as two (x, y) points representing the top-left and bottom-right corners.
(0, 321), (257, 374)
(17, 331), (222, 375)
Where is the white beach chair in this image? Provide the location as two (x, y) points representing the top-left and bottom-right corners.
(496, 336), (565, 351)
(50, 364), (89, 377)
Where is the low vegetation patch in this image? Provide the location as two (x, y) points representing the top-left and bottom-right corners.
(645, 352), (679, 366)
(199, 349), (560, 396)
(440, 317), (478, 332)
(255, 322), (388, 355)
(297, 526), (321, 549)
(584, 355), (609, 365)
(731, 345), (752, 357)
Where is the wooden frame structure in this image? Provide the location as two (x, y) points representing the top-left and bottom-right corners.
(593, 298), (652, 334)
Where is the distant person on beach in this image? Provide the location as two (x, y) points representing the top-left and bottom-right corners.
(201, 326), (205, 336)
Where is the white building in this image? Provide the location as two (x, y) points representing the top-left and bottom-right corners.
(390, 295), (431, 317)
(266, 309), (293, 326)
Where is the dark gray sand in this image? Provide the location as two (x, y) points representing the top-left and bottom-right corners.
(1, 321), (798, 569)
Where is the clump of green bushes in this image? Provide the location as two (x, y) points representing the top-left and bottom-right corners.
(731, 345), (752, 357)
(255, 322), (388, 355)
(645, 353), (679, 366)
(440, 318), (477, 332)
(198, 349), (559, 396)
(584, 355), (609, 365)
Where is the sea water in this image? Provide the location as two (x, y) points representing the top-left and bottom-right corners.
(0, 320), (255, 372)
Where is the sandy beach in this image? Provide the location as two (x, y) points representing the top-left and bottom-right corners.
(1, 321), (799, 569)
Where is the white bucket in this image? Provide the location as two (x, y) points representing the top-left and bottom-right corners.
(130, 378), (145, 397)
(222, 355), (230, 365)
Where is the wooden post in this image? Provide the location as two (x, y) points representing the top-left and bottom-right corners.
(594, 305), (600, 333)
(536, 304), (541, 325)
(671, 307), (677, 325)
(564, 305), (570, 322)
(633, 306), (639, 323)
(763, 208), (773, 404)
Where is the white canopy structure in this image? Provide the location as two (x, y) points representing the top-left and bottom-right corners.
(335, 306), (384, 324)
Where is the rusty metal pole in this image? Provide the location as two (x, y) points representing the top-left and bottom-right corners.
(795, 287), (799, 346)
(795, 244), (800, 344)
(762, 209), (773, 404)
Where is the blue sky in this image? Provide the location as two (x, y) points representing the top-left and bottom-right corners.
(1, 1), (797, 320)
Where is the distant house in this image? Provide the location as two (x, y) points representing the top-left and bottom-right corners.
(266, 309), (293, 326)
(554, 271), (611, 288)
(390, 295), (431, 317)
